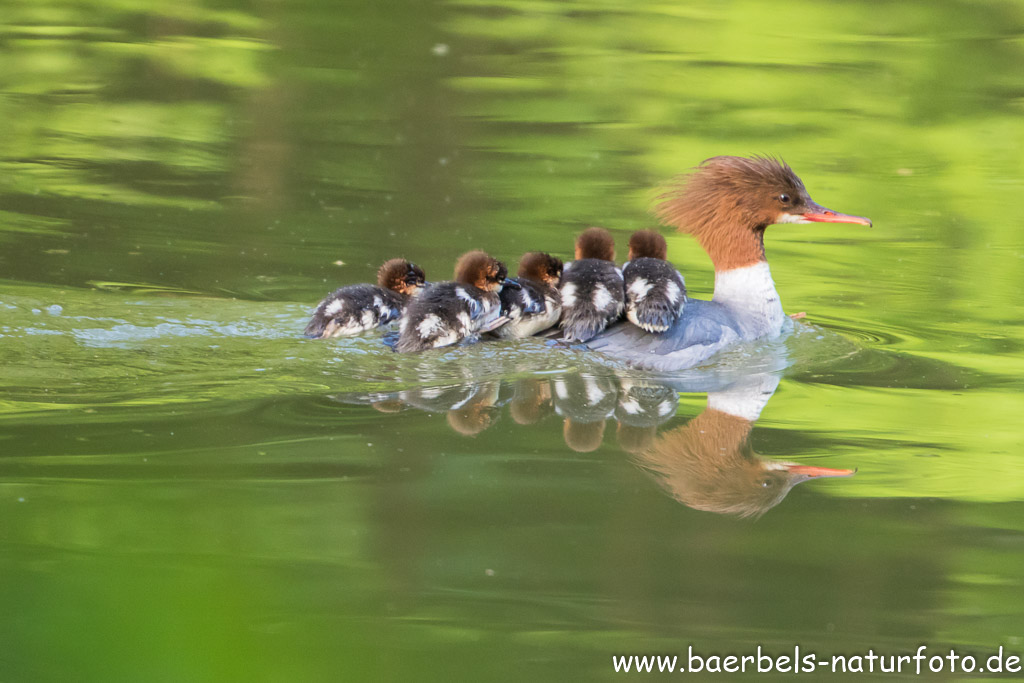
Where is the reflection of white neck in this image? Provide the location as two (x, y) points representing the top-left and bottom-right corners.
(707, 373), (781, 421)
(712, 262), (786, 339)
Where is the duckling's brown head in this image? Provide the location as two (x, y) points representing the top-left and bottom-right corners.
(627, 230), (668, 261)
(378, 258), (427, 296)
(574, 227), (616, 262)
(454, 250), (508, 292)
(517, 252), (563, 285)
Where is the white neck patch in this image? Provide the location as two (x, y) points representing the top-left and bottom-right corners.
(712, 262), (785, 339)
(707, 373), (781, 421)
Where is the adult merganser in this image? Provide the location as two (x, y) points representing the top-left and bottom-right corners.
(492, 252), (563, 339)
(622, 230), (687, 333)
(559, 227), (625, 342)
(395, 250), (519, 352)
(586, 156), (871, 371)
(304, 258), (426, 338)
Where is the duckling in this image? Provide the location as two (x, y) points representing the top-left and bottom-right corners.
(304, 258), (426, 338)
(492, 252), (563, 339)
(558, 227), (624, 342)
(395, 250), (519, 353)
(622, 230), (686, 333)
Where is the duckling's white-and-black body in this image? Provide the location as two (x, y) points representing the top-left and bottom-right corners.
(492, 252), (563, 339)
(396, 251), (515, 353)
(559, 228), (624, 343)
(305, 259), (426, 339)
(622, 230), (686, 333)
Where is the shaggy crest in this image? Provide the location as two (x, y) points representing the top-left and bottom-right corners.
(654, 156), (810, 269)
(574, 227), (616, 262)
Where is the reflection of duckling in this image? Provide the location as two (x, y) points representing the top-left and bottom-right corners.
(446, 382), (502, 436)
(614, 379), (680, 454)
(493, 252), (563, 339)
(636, 401), (853, 518)
(616, 423), (655, 455)
(399, 383), (478, 414)
(564, 419), (606, 453)
(622, 230), (686, 333)
(305, 258), (426, 338)
(552, 373), (618, 452)
(559, 227), (624, 342)
(371, 399), (405, 413)
(508, 378), (554, 425)
(396, 251), (518, 352)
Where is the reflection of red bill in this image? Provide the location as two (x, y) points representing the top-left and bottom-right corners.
(784, 465), (857, 478)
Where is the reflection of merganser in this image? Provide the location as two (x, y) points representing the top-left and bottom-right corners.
(636, 374), (854, 518)
(587, 156), (871, 371)
(396, 251), (519, 352)
(304, 258), (426, 338)
(492, 252), (563, 339)
(622, 230), (686, 333)
(559, 227), (625, 342)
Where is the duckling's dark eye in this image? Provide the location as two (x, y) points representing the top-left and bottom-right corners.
(778, 193), (791, 204)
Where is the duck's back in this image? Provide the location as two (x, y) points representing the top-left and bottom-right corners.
(396, 282), (498, 352)
(305, 284), (405, 338)
(493, 278), (561, 339)
(584, 298), (744, 372)
(559, 259), (624, 342)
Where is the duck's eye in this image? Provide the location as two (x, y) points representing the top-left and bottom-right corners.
(778, 193), (791, 204)
(760, 478), (774, 489)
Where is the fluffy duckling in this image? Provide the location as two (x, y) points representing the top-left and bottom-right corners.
(305, 258), (426, 338)
(395, 250), (518, 353)
(492, 252), (563, 339)
(622, 230), (686, 333)
(558, 227), (625, 342)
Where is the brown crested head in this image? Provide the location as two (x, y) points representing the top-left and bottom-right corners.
(656, 156), (809, 236)
(378, 258), (427, 296)
(517, 252), (563, 285)
(453, 250), (508, 292)
(627, 230), (668, 261)
(574, 227), (615, 261)
(654, 155), (872, 270)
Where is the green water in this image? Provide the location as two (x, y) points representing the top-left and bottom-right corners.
(2, 0), (1024, 680)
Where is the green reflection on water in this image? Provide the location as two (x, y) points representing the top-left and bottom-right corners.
(2, 0), (1024, 680)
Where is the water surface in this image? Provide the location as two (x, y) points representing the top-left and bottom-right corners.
(2, 0), (1024, 680)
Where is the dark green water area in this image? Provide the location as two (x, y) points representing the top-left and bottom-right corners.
(2, 1), (1024, 680)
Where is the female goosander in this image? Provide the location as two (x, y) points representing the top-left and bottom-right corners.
(622, 230), (687, 333)
(492, 251), (563, 339)
(304, 258), (426, 338)
(585, 156), (871, 372)
(559, 227), (625, 342)
(396, 250), (519, 353)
